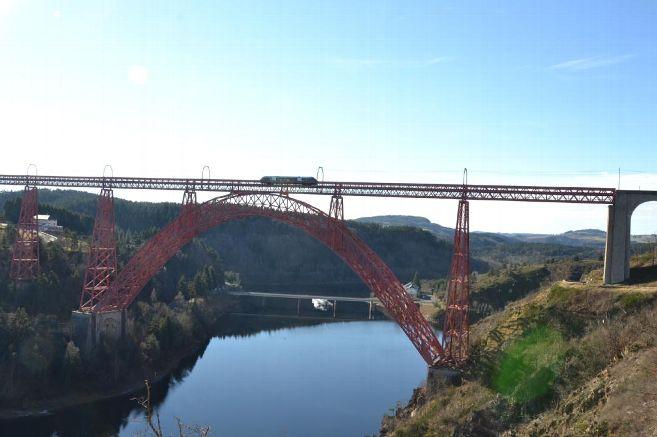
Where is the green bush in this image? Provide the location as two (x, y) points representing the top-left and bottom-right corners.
(547, 284), (579, 306)
(618, 292), (651, 311)
(493, 325), (567, 409)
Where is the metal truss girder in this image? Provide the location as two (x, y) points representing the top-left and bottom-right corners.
(0, 174), (617, 204)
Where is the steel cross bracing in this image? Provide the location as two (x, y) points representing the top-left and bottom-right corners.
(441, 198), (471, 366)
(0, 174), (616, 204)
(80, 188), (118, 310)
(9, 185), (40, 280)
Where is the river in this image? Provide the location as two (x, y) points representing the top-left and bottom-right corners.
(2, 317), (431, 437)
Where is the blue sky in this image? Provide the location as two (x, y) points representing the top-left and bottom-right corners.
(1, 1), (656, 233)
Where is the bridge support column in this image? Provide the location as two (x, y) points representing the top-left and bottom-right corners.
(427, 366), (462, 395)
(329, 189), (344, 249)
(604, 190), (657, 284)
(71, 309), (126, 354)
(10, 185), (40, 281)
(442, 197), (470, 366)
(71, 310), (95, 354)
(80, 187), (118, 310)
(603, 202), (631, 284)
(181, 185), (198, 214)
(95, 309), (127, 342)
(368, 301), (373, 320)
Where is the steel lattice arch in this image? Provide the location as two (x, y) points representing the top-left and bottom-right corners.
(93, 191), (445, 366)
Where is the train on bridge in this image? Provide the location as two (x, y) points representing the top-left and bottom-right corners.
(259, 176), (318, 186)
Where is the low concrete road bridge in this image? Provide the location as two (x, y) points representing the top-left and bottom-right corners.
(225, 290), (381, 319)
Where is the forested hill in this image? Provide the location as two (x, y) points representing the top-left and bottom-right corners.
(357, 215), (605, 266)
(0, 189), (179, 234)
(0, 189), (484, 295)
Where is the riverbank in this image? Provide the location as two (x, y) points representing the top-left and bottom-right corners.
(0, 337), (206, 421)
(380, 269), (657, 436)
(0, 295), (356, 423)
(0, 294), (232, 421)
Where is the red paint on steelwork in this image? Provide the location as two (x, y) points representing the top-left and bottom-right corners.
(95, 192), (444, 366)
(0, 174), (616, 204)
(442, 198), (470, 366)
(80, 188), (118, 310)
(329, 192), (344, 221)
(9, 185), (40, 281)
(181, 185), (197, 215)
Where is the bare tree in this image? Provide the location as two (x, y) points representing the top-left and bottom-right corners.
(133, 380), (212, 437)
(176, 417), (211, 437)
(133, 380), (163, 437)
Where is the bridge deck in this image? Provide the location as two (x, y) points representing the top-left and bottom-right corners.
(0, 174), (615, 203)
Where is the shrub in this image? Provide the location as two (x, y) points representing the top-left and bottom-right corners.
(492, 325), (567, 410)
(547, 284), (579, 307)
(618, 292), (651, 311)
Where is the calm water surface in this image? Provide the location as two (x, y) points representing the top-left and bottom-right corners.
(3, 318), (430, 437)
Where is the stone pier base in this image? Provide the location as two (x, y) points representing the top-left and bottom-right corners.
(71, 309), (126, 354)
(427, 365), (462, 395)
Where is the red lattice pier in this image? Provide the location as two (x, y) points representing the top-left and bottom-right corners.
(79, 187), (118, 311)
(9, 185), (40, 280)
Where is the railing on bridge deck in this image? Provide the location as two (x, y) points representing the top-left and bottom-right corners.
(0, 174), (615, 203)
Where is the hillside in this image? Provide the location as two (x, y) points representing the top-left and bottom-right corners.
(503, 228), (607, 248)
(381, 262), (657, 436)
(355, 215), (454, 240)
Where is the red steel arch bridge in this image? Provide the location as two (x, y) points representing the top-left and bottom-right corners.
(0, 173), (617, 368)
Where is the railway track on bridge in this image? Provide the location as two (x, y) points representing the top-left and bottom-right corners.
(0, 174), (616, 203)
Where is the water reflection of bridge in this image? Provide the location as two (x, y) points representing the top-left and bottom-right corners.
(225, 290), (384, 320)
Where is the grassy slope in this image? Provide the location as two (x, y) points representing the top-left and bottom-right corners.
(384, 264), (657, 436)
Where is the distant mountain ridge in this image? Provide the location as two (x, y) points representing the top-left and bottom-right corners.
(354, 215), (454, 240)
(355, 215), (652, 248)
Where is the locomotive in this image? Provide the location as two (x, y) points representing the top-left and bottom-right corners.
(259, 176), (319, 186)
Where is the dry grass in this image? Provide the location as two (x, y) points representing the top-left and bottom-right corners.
(386, 267), (657, 437)
(389, 381), (495, 437)
(514, 347), (657, 436)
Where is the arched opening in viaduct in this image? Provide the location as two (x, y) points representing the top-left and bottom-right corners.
(604, 191), (657, 284)
(626, 200), (657, 281)
(95, 192), (444, 365)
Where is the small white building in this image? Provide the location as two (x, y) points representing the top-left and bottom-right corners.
(403, 282), (420, 298)
(36, 215), (64, 234)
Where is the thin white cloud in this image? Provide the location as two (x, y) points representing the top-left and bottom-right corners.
(426, 56), (453, 65)
(328, 57), (453, 69)
(329, 58), (385, 68)
(549, 54), (634, 72)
